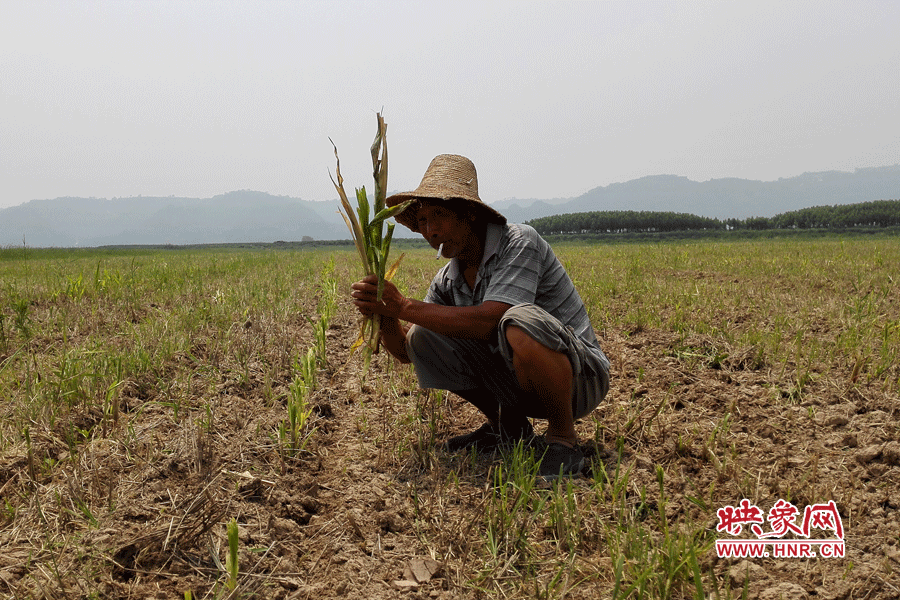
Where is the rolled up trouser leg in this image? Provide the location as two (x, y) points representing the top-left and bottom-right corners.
(406, 324), (525, 425)
(407, 307), (609, 423)
(496, 304), (610, 420)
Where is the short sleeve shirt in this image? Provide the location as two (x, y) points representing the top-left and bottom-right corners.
(424, 223), (604, 357)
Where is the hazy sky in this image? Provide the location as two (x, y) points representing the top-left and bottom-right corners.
(2, 1), (898, 210)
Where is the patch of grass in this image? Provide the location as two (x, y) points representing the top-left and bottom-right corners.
(0, 236), (897, 598)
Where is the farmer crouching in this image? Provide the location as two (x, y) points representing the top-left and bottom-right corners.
(350, 154), (610, 478)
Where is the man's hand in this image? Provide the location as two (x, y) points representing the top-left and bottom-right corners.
(349, 275), (411, 363)
(350, 275), (407, 319)
(351, 274), (512, 344)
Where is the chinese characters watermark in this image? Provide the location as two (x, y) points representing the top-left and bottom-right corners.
(715, 499), (845, 558)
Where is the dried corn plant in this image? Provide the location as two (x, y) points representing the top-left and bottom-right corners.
(329, 112), (411, 367)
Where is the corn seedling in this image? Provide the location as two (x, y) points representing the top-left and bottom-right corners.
(298, 346), (316, 391)
(317, 258), (338, 322)
(282, 348), (316, 455)
(308, 315), (328, 367)
(225, 518), (239, 591)
(329, 112), (412, 368)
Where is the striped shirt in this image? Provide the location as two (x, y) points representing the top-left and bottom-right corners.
(424, 223), (607, 360)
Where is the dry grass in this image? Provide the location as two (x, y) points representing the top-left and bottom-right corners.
(0, 234), (898, 599)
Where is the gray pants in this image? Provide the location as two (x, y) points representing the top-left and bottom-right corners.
(406, 303), (610, 421)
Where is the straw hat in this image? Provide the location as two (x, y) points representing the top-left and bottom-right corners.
(387, 154), (507, 232)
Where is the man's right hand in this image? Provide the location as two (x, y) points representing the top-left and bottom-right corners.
(349, 274), (411, 363)
(350, 275), (408, 320)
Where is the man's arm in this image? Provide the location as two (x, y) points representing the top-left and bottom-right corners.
(350, 275), (511, 362)
(396, 297), (510, 340)
(377, 315), (411, 363)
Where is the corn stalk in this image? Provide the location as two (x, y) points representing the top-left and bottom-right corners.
(329, 112), (411, 367)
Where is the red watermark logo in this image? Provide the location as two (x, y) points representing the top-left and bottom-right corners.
(715, 499), (845, 558)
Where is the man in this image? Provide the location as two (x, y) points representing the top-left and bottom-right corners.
(350, 154), (610, 478)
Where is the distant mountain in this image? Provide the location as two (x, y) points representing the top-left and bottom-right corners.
(2, 166), (899, 247)
(0, 192), (355, 247)
(531, 165), (900, 221)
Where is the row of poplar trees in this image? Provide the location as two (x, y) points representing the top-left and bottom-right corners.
(527, 200), (900, 235)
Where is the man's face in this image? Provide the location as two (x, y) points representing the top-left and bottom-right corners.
(415, 201), (476, 259)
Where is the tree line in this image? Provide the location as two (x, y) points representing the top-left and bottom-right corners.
(526, 199), (900, 235)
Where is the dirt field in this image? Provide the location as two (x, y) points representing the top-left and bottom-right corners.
(1, 239), (898, 599)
